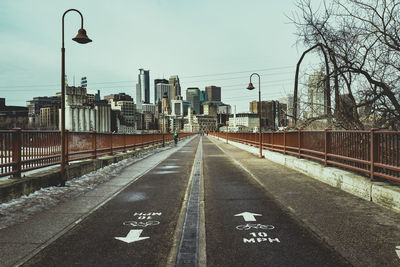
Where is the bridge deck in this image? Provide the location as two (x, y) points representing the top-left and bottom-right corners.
(0, 136), (399, 266)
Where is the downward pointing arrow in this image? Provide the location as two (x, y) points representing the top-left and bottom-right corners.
(234, 212), (262, 222)
(115, 229), (150, 243)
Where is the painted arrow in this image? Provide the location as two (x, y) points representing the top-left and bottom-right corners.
(234, 212), (262, 222)
(115, 229), (150, 243)
(396, 246), (400, 259)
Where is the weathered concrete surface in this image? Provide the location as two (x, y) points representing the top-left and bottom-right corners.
(0, 142), (172, 203)
(209, 136), (400, 266)
(0, 137), (196, 267)
(215, 136), (400, 214)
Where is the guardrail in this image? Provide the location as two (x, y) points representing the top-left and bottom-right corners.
(211, 130), (400, 183)
(0, 129), (194, 178)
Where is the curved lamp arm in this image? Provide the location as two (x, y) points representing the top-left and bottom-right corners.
(62, 9), (84, 48)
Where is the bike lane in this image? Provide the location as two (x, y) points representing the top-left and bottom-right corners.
(202, 138), (350, 266)
(23, 138), (200, 267)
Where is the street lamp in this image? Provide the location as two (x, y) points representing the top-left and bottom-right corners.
(60, 9), (92, 186)
(247, 73), (263, 158)
(162, 92), (168, 147)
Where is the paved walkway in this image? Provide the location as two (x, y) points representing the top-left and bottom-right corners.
(208, 136), (400, 266)
(1, 135), (399, 266)
(0, 137), (196, 267)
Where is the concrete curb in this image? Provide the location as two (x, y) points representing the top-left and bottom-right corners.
(213, 136), (400, 213)
(0, 142), (172, 203)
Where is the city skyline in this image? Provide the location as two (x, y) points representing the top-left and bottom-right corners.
(0, 0), (319, 113)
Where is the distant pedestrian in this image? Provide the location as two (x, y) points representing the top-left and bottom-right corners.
(173, 131), (178, 145)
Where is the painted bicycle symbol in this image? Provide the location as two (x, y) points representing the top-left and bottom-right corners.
(236, 223), (275, 231)
(123, 221), (160, 227)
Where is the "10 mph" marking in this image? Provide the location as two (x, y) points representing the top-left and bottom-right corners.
(243, 232), (280, 244)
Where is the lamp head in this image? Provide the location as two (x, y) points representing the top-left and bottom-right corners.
(72, 28), (92, 44)
(247, 82), (255, 90)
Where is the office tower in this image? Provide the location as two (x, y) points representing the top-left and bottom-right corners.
(205, 86), (221, 101)
(200, 90), (208, 102)
(169, 75), (181, 100)
(186, 88), (200, 115)
(94, 90), (101, 101)
(156, 83), (172, 102)
(308, 72), (326, 117)
(136, 69), (150, 109)
(154, 79), (169, 103)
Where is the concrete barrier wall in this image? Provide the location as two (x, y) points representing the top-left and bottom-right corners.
(214, 136), (400, 213)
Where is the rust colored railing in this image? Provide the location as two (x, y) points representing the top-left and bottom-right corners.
(211, 130), (400, 183)
(0, 129), (194, 178)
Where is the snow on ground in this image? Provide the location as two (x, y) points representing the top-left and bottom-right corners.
(0, 144), (175, 230)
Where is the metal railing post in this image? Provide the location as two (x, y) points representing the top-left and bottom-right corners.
(284, 130), (286, 155)
(298, 129), (302, 159)
(370, 128), (378, 180)
(123, 133), (127, 153)
(324, 128), (331, 167)
(109, 132), (113, 155)
(91, 130), (97, 159)
(271, 131), (274, 151)
(12, 128), (22, 178)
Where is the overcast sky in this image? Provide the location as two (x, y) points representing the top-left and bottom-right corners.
(0, 0), (318, 112)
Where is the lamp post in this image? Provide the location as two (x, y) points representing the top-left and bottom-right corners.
(247, 73), (263, 158)
(60, 9), (92, 186)
(162, 92), (168, 147)
(162, 112), (165, 147)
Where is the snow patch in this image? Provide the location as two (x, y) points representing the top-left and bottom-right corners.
(0, 145), (172, 230)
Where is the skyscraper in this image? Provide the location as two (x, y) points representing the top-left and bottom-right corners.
(205, 86), (221, 101)
(156, 83), (172, 102)
(308, 72), (326, 117)
(186, 87), (200, 115)
(169, 75), (181, 100)
(136, 69), (150, 109)
(154, 79), (169, 103)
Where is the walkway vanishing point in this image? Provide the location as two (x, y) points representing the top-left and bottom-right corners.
(0, 134), (400, 266)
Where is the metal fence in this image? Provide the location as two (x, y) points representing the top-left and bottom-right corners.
(211, 130), (400, 183)
(0, 129), (194, 178)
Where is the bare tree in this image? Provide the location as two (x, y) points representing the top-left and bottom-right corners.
(291, 0), (400, 130)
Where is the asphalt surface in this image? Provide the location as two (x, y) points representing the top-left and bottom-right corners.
(13, 135), (398, 266)
(23, 138), (200, 267)
(202, 138), (349, 266)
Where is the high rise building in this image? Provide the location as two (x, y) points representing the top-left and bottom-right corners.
(26, 96), (61, 128)
(205, 86), (221, 101)
(40, 105), (59, 130)
(142, 103), (156, 114)
(110, 99), (135, 133)
(199, 90), (208, 114)
(156, 83), (172, 102)
(136, 69), (150, 109)
(186, 88), (200, 115)
(249, 100), (287, 130)
(278, 94), (297, 126)
(308, 72), (326, 117)
(169, 75), (181, 100)
(154, 79), (169, 103)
